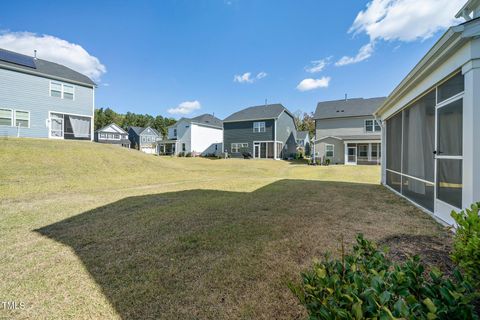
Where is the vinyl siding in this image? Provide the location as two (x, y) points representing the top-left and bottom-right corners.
(315, 116), (379, 138)
(315, 137), (344, 164)
(0, 67), (93, 138)
(223, 120), (274, 157)
(190, 124), (223, 155)
(276, 111), (297, 157)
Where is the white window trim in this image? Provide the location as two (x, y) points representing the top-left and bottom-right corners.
(50, 81), (75, 100)
(0, 108), (13, 127)
(253, 121), (266, 133)
(231, 142), (248, 153)
(14, 109), (31, 128)
(325, 143), (334, 157)
(48, 111), (92, 139)
(364, 119), (381, 133)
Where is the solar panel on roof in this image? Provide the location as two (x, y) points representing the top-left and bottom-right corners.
(0, 50), (36, 69)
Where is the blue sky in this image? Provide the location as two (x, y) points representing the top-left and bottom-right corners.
(0, 0), (465, 119)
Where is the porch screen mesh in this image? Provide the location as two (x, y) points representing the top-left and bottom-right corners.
(68, 115), (91, 138)
(386, 112), (402, 172)
(402, 91), (435, 182)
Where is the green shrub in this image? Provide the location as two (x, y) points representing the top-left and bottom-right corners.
(289, 234), (478, 320)
(451, 203), (480, 287)
(185, 152), (192, 157)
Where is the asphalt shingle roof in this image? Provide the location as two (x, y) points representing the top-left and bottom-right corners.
(318, 134), (381, 141)
(314, 97), (386, 120)
(129, 126), (160, 136)
(0, 48), (95, 87)
(189, 114), (223, 128)
(224, 104), (292, 122)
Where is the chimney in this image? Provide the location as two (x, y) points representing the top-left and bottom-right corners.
(344, 93), (348, 101)
(33, 50), (37, 60)
(265, 98), (268, 106)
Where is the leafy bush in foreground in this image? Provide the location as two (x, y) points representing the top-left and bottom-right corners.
(451, 203), (480, 288)
(289, 234), (478, 320)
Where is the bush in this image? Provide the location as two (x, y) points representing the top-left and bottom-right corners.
(177, 152), (185, 157)
(451, 203), (480, 287)
(289, 234), (478, 320)
(185, 152), (192, 157)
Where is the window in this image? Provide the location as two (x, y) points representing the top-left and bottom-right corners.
(0, 108), (13, 126)
(437, 72), (464, 103)
(114, 134), (120, 139)
(365, 119), (381, 133)
(100, 133), (106, 139)
(50, 81), (75, 100)
(107, 133), (113, 139)
(50, 82), (62, 98)
(173, 129), (177, 137)
(182, 143), (186, 152)
(15, 111), (29, 127)
(63, 85), (74, 100)
(231, 143), (248, 153)
(325, 144), (334, 157)
(253, 121), (266, 133)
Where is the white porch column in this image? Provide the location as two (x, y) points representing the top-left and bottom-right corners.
(368, 143), (372, 162)
(274, 120), (278, 160)
(344, 142), (348, 164)
(381, 123), (387, 185)
(462, 58), (480, 208)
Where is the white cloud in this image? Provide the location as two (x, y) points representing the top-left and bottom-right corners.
(335, 43), (374, 66)
(0, 31), (106, 81)
(256, 71), (267, 80)
(296, 77), (331, 92)
(350, 0), (464, 42)
(233, 71), (267, 83)
(305, 57), (332, 73)
(167, 100), (201, 115)
(336, 0), (464, 67)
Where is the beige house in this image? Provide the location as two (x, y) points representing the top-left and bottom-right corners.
(313, 97), (386, 165)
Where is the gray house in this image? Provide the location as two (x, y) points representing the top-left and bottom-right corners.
(0, 48), (95, 140)
(223, 104), (297, 159)
(128, 126), (161, 154)
(313, 97), (386, 165)
(94, 123), (130, 148)
(296, 131), (311, 156)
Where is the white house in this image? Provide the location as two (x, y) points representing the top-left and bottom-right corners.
(374, 0), (480, 225)
(159, 114), (223, 156)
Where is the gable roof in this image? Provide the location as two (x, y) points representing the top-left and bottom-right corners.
(172, 113), (223, 129)
(190, 113), (223, 128)
(0, 48), (95, 87)
(129, 126), (160, 136)
(296, 131), (309, 140)
(95, 123), (127, 134)
(314, 97), (386, 120)
(224, 103), (293, 122)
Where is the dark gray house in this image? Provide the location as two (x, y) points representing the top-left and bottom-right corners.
(0, 48), (95, 140)
(128, 126), (161, 154)
(223, 104), (297, 159)
(94, 123), (130, 148)
(313, 97), (386, 165)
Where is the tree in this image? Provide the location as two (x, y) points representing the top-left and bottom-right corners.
(94, 108), (177, 138)
(293, 110), (315, 137)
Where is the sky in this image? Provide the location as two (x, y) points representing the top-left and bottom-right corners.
(0, 0), (466, 119)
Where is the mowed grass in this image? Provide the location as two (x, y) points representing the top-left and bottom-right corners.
(0, 138), (447, 319)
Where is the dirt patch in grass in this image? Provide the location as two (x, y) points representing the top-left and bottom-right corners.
(380, 232), (454, 275)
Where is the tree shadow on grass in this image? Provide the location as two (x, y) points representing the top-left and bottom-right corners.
(35, 179), (446, 320)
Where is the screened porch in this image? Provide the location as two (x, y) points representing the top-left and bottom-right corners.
(344, 142), (381, 165)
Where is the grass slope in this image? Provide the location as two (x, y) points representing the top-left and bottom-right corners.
(0, 138), (447, 319)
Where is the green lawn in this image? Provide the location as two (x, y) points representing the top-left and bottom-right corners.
(0, 138), (447, 319)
